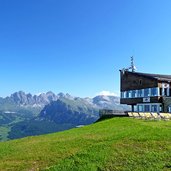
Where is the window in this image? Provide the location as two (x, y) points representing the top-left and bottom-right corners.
(138, 89), (143, 97)
(128, 91), (132, 98)
(121, 92), (124, 98)
(122, 87), (160, 98)
(144, 105), (150, 112)
(132, 90), (136, 98)
(144, 88), (150, 97)
(126, 91), (129, 98)
(134, 105), (137, 112)
(138, 105), (143, 112)
(151, 105), (158, 112)
(124, 91), (127, 98)
(168, 106), (171, 113)
(167, 88), (170, 96)
(151, 88), (157, 96)
(164, 88), (167, 96)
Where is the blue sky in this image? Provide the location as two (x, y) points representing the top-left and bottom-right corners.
(0, 0), (171, 97)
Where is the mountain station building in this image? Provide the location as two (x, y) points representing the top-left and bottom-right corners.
(120, 69), (171, 113)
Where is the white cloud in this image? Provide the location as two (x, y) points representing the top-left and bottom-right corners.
(96, 91), (119, 97)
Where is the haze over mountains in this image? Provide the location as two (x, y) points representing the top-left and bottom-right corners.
(0, 91), (129, 141)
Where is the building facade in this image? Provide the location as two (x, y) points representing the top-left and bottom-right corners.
(120, 70), (171, 113)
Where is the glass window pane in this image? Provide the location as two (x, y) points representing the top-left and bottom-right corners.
(168, 106), (171, 113)
(144, 105), (150, 112)
(121, 92), (124, 98)
(151, 88), (157, 96)
(126, 91), (129, 98)
(138, 89), (143, 97)
(144, 88), (150, 97)
(124, 91), (127, 98)
(132, 90), (136, 98)
(128, 91), (132, 98)
(134, 105), (137, 112)
(160, 105), (162, 112)
(151, 105), (157, 112)
(138, 105), (143, 112)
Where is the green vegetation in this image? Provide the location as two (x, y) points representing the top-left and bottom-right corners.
(0, 118), (171, 171)
(0, 106), (42, 141)
(8, 120), (74, 140)
(0, 126), (10, 141)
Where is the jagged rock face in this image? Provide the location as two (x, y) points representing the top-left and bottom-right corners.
(8, 91), (60, 107)
(10, 91), (29, 105)
(3, 91), (129, 111)
(0, 90), (130, 118)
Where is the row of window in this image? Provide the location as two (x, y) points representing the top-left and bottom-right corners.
(121, 87), (160, 98)
(134, 103), (171, 112)
(135, 104), (161, 112)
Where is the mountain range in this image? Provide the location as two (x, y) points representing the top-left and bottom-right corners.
(0, 91), (129, 141)
(4, 91), (126, 110)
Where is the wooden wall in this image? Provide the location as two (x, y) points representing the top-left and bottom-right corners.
(120, 71), (158, 91)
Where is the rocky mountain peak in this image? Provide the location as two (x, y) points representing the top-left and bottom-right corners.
(4, 91), (127, 111)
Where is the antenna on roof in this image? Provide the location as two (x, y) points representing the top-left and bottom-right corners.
(130, 56), (137, 72)
(120, 56), (137, 74)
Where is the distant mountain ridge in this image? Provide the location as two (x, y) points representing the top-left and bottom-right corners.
(0, 91), (129, 141)
(3, 91), (127, 110)
(6, 91), (61, 107)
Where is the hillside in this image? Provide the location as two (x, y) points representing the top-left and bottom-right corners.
(0, 117), (171, 171)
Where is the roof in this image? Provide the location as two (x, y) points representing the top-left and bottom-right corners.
(125, 71), (171, 82)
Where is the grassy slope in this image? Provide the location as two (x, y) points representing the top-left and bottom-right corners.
(0, 118), (171, 171)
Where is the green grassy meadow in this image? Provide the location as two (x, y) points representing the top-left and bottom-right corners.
(0, 117), (171, 171)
